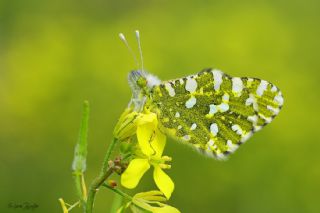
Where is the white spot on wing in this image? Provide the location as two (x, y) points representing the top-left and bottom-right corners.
(245, 95), (254, 106)
(274, 92), (284, 106)
(208, 97), (230, 115)
(175, 112), (180, 118)
(231, 124), (243, 135)
(185, 96), (197, 108)
(227, 140), (239, 152)
(218, 103), (229, 112)
(165, 83), (175, 97)
(208, 139), (215, 146)
(246, 94), (259, 111)
(222, 93), (229, 102)
(212, 70), (223, 91)
(185, 77), (197, 93)
(256, 80), (268, 97)
(248, 115), (258, 125)
(190, 123), (197, 130)
(254, 126), (262, 132)
(210, 123), (219, 136)
(267, 105), (280, 114)
(209, 104), (218, 115)
(182, 135), (191, 141)
(232, 77), (243, 96)
(258, 113), (272, 123)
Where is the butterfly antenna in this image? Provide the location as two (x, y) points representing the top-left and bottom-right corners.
(119, 32), (139, 69)
(135, 30), (144, 71)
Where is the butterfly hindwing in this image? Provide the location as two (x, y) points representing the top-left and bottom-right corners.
(150, 69), (283, 159)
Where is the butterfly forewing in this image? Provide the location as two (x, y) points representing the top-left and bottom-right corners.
(150, 69), (283, 159)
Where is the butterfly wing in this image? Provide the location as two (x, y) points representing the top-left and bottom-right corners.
(149, 69), (283, 159)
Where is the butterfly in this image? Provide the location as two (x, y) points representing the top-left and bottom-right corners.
(121, 31), (284, 160)
(128, 69), (283, 160)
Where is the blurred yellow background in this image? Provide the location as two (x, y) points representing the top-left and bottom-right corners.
(1, 0), (319, 212)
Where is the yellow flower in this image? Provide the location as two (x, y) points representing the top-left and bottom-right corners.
(120, 112), (174, 199)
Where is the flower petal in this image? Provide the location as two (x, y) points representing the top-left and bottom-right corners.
(133, 191), (167, 202)
(153, 166), (174, 199)
(121, 159), (150, 189)
(134, 191), (164, 199)
(137, 123), (156, 156)
(150, 129), (166, 158)
(137, 113), (157, 125)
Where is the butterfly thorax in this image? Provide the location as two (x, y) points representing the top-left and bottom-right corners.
(128, 70), (161, 111)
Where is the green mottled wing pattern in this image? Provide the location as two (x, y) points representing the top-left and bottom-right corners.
(149, 69), (283, 159)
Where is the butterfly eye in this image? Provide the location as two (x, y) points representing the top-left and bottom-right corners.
(137, 77), (147, 88)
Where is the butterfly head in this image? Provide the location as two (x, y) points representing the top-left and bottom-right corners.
(128, 70), (161, 95)
(128, 70), (161, 111)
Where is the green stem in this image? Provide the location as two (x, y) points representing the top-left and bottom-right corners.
(102, 184), (132, 201)
(102, 138), (118, 173)
(74, 173), (86, 211)
(72, 101), (90, 212)
(85, 138), (118, 213)
(67, 201), (80, 211)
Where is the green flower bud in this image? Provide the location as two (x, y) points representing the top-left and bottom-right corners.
(113, 108), (139, 141)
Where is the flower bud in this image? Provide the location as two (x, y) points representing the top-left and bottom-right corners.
(114, 165), (123, 175)
(159, 164), (171, 169)
(107, 180), (117, 188)
(162, 156), (172, 162)
(113, 108), (139, 140)
(114, 156), (122, 165)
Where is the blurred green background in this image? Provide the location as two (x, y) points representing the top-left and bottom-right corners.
(1, 0), (319, 212)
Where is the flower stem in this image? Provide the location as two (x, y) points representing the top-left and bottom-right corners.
(85, 137), (118, 213)
(102, 137), (118, 173)
(102, 183), (132, 201)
